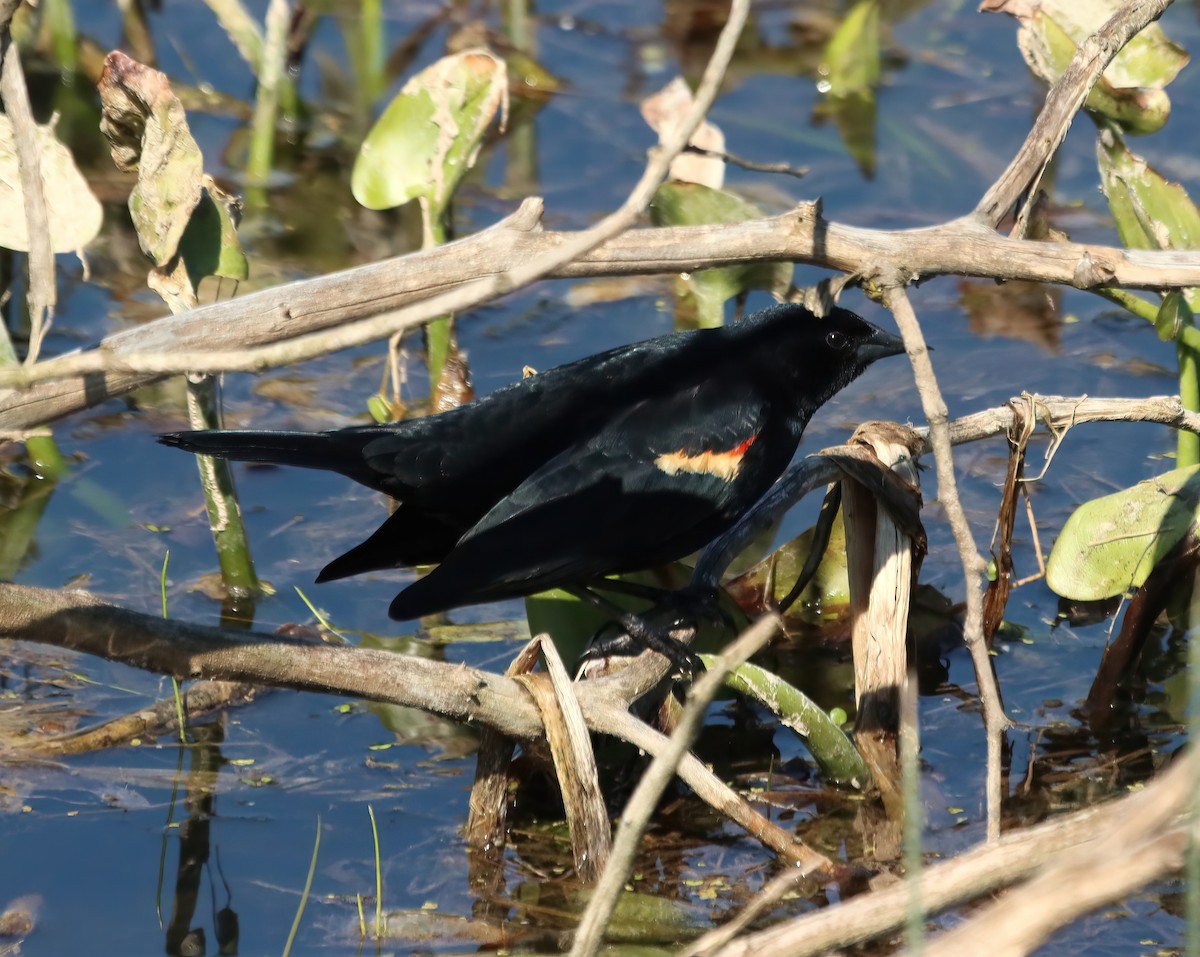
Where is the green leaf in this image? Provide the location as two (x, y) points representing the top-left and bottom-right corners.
(525, 568), (695, 666)
(352, 50), (508, 214)
(1098, 127), (1200, 253)
(726, 514), (851, 622)
(821, 0), (881, 97)
(1046, 465), (1200, 601)
(649, 182), (792, 326)
(1006, 0), (1187, 134)
(1155, 290), (1192, 342)
(708, 658), (868, 787)
(352, 89), (439, 210)
(178, 179), (248, 292)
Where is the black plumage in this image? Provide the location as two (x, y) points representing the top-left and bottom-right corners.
(160, 303), (904, 620)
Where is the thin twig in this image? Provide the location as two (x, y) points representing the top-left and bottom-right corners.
(975, 0), (1174, 228)
(0, 19), (56, 365)
(883, 285), (1009, 845)
(683, 143), (809, 178)
(569, 615), (782, 957)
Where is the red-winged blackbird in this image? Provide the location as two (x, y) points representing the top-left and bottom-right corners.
(160, 303), (904, 623)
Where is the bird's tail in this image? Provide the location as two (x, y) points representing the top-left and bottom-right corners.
(158, 429), (382, 488)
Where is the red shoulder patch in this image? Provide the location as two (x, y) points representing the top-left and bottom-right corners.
(654, 434), (757, 481)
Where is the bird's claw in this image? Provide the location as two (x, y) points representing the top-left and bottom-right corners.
(580, 590), (723, 677)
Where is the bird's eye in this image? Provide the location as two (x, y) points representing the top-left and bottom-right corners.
(826, 330), (849, 350)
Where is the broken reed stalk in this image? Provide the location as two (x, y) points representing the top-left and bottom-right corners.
(839, 423), (925, 805)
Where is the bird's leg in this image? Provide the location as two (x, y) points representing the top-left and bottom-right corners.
(565, 585), (704, 675)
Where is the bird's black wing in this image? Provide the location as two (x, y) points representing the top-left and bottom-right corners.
(356, 327), (723, 492)
(387, 376), (784, 619)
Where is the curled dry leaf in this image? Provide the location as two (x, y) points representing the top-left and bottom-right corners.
(431, 346), (475, 413)
(98, 50), (204, 267)
(0, 116), (102, 254)
(986, 0), (1188, 134)
(641, 76), (725, 190)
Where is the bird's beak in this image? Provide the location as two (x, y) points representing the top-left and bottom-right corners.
(856, 328), (906, 366)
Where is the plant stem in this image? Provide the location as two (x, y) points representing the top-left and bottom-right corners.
(1179, 327), (1200, 468)
(185, 374), (262, 598)
(244, 0), (288, 201)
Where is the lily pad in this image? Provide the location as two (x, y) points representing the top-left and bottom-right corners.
(1046, 465), (1200, 601)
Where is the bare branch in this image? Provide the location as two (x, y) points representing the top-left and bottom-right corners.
(0, 580), (821, 865)
(883, 285), (1009, 844)
(5, 212), (1200, 429)
(702, 751), (1193, 957)
(975, 0), (1174, 229)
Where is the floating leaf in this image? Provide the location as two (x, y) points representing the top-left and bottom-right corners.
(0, 115), (102, 253)
(352, 49), (508, 213)
(1046, 465), (1200, 601)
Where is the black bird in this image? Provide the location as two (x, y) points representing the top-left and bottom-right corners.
(160, 303), (904, 627)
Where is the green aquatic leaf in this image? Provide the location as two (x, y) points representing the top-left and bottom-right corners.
(1046, 465), (1200, 601)
(821, 0), (881, 97)
(352, 49), (508, 213)
(178, 178), (248, 291)
(1007, 0), (1187, 134)
(707, 657), (868, 787)
(1155, 290), (1192, 343)
(649, 182), (792, 326)
(1098, 127), (1200, 254)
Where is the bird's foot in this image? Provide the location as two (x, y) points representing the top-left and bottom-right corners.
(582, 620), (704, 678)
(580, 587), (724, 677)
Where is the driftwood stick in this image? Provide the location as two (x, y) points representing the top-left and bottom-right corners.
(702, 751), (1193, 957)
(974, 0), (1174, 228)
(884, 285), (1009, 844)
(0, 580), (819, 867)
(5, 215), (1200, 430)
